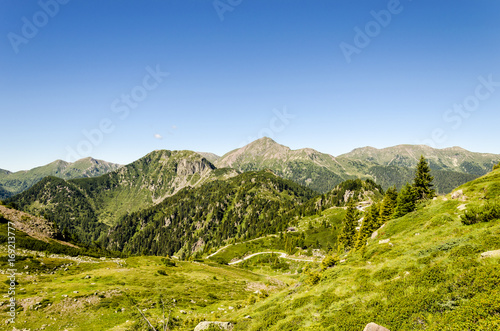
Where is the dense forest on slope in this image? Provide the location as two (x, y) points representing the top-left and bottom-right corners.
(368, 165), (479, 193)
(238, 159), (347, 193)
(5, 176), (106, 244)
(0, 183), (10, 200)
(105, 171), (317, 257)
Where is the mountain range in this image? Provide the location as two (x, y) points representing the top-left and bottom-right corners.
(214, 138), (500, 193)
(0, 157), (122, 199)
(2, 138), (499, 201)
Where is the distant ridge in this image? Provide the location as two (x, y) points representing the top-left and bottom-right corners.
(0, 157), (122, 198)
(215, 138), (500, 193)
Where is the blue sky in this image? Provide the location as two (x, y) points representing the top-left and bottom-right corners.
(1, 0), (499, 171)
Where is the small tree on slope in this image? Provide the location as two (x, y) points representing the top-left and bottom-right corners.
(355, 202), (380, 250)
(413, 155), (436, 199)
(337, 199), (358, 253)
(379, 186), (398, 224)
(394, 182), (418, 218)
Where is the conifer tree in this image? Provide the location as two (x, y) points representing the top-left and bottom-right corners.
(413, 155), (436, 199)
(355, 202), (380, 249)
(394, 182), (417, 218)
(379, 186), (398, 224)
(337, 199), (358, 252)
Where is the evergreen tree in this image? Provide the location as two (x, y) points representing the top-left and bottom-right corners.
(379, 186), (398, 224)
(355, 203), (380, 250)
(413, 155), (436, 199)
(394, 182), (417, 218)
(337, 199), (358, 252)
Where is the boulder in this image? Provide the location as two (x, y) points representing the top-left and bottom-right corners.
(451, 189), (463, 200)
(194, 321), (234, 331)
(378, 239), (390, 244)
(481, 250), (500, 258)
(363, 322), (391, 331)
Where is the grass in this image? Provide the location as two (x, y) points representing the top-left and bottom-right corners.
(0, 253), (284, 331)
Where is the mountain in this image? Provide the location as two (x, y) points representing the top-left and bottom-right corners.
(215, 138), (500, 194)
(105, 170), (317, 256)
(215, 137), (354, 193)
(0, 157), (122, 199)
(339, 144), (500, 176)
(7, 150), (239, 243)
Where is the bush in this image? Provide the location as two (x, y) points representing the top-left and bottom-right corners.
(321, 254), (340, 271)
(161, 258), (176, 267)
(306, 272), (321, 285)
(461, 202), (500, 225)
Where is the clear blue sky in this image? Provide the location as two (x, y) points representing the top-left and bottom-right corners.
(1, 0), (499, 171)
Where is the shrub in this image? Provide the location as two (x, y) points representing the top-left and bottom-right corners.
(161, 258), (176, 267)
(321, 254), (340, 271)
(461, 202), (500, 225)
(306, 272), (321, 285)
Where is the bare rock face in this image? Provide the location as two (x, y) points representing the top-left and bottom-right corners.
(363, 322), (391, 331)
(176, 159), (213, 177)
(194, 321), (234, 331)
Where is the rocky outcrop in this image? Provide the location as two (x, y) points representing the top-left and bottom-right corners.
(194, 321), (234, 331)
(363, 322), (390, 331)
(451, 189), (467, 201)
(0, 205), (57, 240)
(176, 158), (214, 177)
(481, 249), (500, 258)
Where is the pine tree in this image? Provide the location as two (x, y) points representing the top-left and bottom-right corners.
(379, 186), (398, 224)
(413, 155), (436, 199)
(355, 203), (380, 249)
(337, 199), (358, 252)
(394, 182), (417, 218)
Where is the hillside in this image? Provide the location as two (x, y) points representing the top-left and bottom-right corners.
(0, 157), (122, 198)
(221, 168), (500, 330)
(106, 170), (317, 256)
(368, 165), (479, 194)
(0, 183), (10, 200)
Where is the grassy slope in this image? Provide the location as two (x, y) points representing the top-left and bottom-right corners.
(222, 169), (500, 330)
